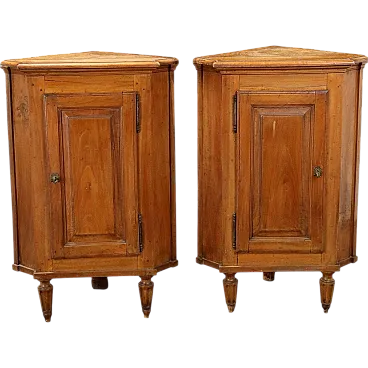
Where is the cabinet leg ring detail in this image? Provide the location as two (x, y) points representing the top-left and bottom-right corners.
(37, 279), (53, 322)
(223, 273), (238, 313)
(139, 276), (154, 318)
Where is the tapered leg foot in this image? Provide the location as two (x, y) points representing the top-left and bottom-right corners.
(320, 272), (335, 313)
(91, 277), (108, 290)
(263, 272), (275, 282)
(139, 276), (154, 318)
(223, 273), (238, 313)
(37, 279), (53, 322)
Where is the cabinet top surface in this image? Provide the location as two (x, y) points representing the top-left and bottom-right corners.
(193, 46), (368, 69)
(1, 51), (179, 70)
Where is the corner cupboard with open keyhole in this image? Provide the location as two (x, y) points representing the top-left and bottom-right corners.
(1, 51), (178, 321)
(194, 46), (367, 313)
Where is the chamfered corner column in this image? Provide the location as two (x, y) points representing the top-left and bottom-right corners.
(223, 273), (238, 313)
(37, 279), (53, 322)
(139, 276), (154, 318)
(320, 272), (335, 313)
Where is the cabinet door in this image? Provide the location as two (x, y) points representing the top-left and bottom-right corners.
(236, 91), (327, 254)
(44, 93), (139, 259)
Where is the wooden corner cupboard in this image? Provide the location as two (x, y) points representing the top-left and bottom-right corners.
(1, 51), (178, 321)
(194, 46), (367, 313)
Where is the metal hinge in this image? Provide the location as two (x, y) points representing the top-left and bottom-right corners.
(138, 213), (143, 252)
(232, 213), (237, 249)
(233, 93), (238, 133)
(136, 93), (141, 133)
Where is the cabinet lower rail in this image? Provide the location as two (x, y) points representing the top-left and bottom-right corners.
(12, 260), (178, 279)
(12, 260), (178, 322)
(196, 255), (358, 272)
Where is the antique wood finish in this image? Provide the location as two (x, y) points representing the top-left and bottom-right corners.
(2, 52), (178, 321)
(195, 46), (367, 313)
(38, 279), (53, 322)
(320, 272), (335, 313)
(223, 273), (238, 312)
(138, 276), (154, 318)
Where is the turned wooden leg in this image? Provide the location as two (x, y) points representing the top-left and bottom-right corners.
(37, 279), (53, 322)
(91, 277), (108, 290)
(223, 273), (238, 313)
(320, 272), (335, 313)
(139, 276), (154, 318)
(263, 272), (275, 281)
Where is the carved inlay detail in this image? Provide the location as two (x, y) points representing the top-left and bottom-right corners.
(16, 96), (29, 121)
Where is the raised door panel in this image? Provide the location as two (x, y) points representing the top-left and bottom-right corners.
(44, 93), (139, 259)
(237, 91), (327, 254)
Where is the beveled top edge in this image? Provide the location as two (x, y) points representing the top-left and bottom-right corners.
(1, 51), (179, 70)
(193, 46), (368, 69)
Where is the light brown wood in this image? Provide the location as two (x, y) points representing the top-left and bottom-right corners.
(2, 51), (178, 321)
(221, 75), (239, 266)
(337, 69), (360, 262)
(200, 70), (223, 263)
(239, 74), (327, 91)
(3, 68), (19, 266)
(2, 51), (178, 70)
(197, 67), (204, 261)
(194, 46), (367, 69)
(45, 93), (139, 259)
(195, 46), (366, 313)
(237, 91), (326, 254)
(38, 279), (53, 322)
(11, 72), (36, 269)
(320, 272), (335, 313)
(353, 68), (364, 258)
(139, 276), (154, 318)
(169, 67), (177, 262)
(223, 273), (238, 313)
(44, 74), (135, 93)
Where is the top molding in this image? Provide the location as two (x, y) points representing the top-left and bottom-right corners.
(1, 51), (179, 71)
(193, 46), (368, 70)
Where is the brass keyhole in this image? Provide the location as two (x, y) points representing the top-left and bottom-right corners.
(313, 166), (323, 178)
(50, 173), (60, 184)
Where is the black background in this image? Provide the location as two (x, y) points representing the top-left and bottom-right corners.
(0, 44), (368, 332)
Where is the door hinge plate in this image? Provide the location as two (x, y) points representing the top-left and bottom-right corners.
(138, 213), (143, 252)
(232, 213), (237, 249)
(233, 94), (238, 133)
(136, 93), (141, 133)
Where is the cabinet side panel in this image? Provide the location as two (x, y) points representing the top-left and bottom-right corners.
(221, 75), (239, 265)
(151, 71), (171, 267)
(201, 71), (223, 263)
(169, 68), (177, 262)
(197, 67), (204, 259)
(28, 75), (50, 271)
(136, 72), (172, 268)
(353, 67), (364, 258)
(11, 72), (35, 269)
(337, 68), (360, 262)
(324, 73), (344, 265)
(3, 68), (19, 265)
